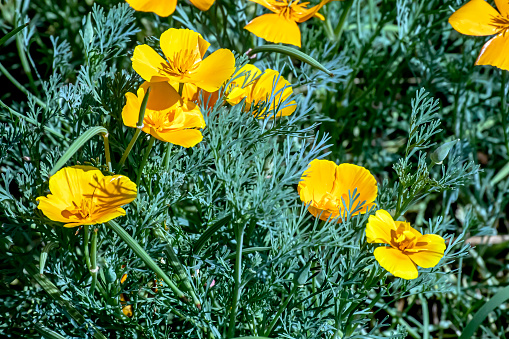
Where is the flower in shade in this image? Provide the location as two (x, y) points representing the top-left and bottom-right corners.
(125, 0), (214, 17)
(122, 81), (206, 148)
(36, 166), (137, 228)
(449, 0), (509, 70)
(366, 209), (446, 280)
(226, 64), (296, 118)
(244, 0), (337, 47)
(297, 159), (377, 221)
(131, 28), (235, 92)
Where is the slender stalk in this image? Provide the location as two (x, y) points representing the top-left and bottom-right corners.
(136, 136), (156, 187)
(117, 129), (141, 171)
(264, 283), (299, 336)
(103, 133), (112, 173)
(333, 0), (354, 42)
(0, 61), (46, 108)
(178, 82), (184, 97)
(164, 142), (173, 170)
(83, 225), (91, 269)
(419, 294), (429, 339)
(501, 70), (509, 158)
(227, 225), (245, 338)
(16, 31), (39, 96)
(90, 228), (99, 294)
(106, 220), (188, 302)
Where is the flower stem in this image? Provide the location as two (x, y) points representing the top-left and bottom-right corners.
(0, 61), (46, 108)
(83, 225), (91, 269)
(90, 228), (99, 294)
(164, 143), (173, 170)
(102, 133), (112, 173)
(501, 70), (509, 158)
(333, 0), (354, 42)
(264, 283), (298, 336)
(106, 220), (188, 302)
(136, 136), (155, 188)
(227, 225), (245, 338)
(117, 129), (141, 171)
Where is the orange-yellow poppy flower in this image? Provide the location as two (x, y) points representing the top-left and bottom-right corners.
(36, 166), (137, 228)
(366, 209), (446, 280)
(125, 0), (214, 17)
(449, 0), (509, 70)
(131, 28), (235, 92)
(244, 0), (337, 47)
(169, 81), (220, 110)
(226, 64), (296, 118)
(122, 81), (206, 148)
(297, 159), (377, 221)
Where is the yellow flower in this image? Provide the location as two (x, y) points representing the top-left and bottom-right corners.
(125, 0), (214, 17)
(36, 166), (137, 228)
(244, 0), (337, 47)
(297, 159), (377, 221)
(226, 64), (297, 118)
(366, 210), (446, 280)
(122, 81), (206, 148)
(449, 0), (509, 70)
(131, 28), (235, 92)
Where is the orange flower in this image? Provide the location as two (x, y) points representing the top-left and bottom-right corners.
(36, 166), (137, 227)
(298, 159), (377, 221)
(366, 210), (446, 280)
(226, 64), (296, 118)
(122, 81), (206, 148)
(244, 0), (337, 47)
(169, 81), (220, 111)
(449, 0), (509, 70)
(125, 0), (214, 17)
(131, 28), (235, 92)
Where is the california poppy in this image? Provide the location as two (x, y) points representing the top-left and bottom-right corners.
(298, 159), (377, 221)
(366, 209), (446, 280)
(37, 166), (137, 227)
(131, 28), (235, 92)
(226, 64), (296, 118)
(449, 0), (509, 70)
(125, 0), (214, 17)
(244, 0), (337, 47)
(122, 81), (206, 148)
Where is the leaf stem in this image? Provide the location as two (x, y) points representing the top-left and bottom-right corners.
(117, 129), (141, 171)
(103, 133), (112, 173)
(136, 136), (155, 188)
(227, 225), (245, 338)
(333, 0), (354, 42)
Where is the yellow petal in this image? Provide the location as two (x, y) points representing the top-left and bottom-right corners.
(407, 234), (446, 268)
(475, 33), (509, 70)
(126, 0), (177, 16)
(140, 81), (180, 111)
(152, 129), (204, 147)
(48, 166), (103, 204)
(132, 45), (170, 82)
(448, 0), (501, 36)
(333, 163), (378, 210)
(248, 0), (279, 12)
(94, 208), (127, 225)
(91, 175), (137, 216)
(365, 209), (396, 244)
(251, 69), (296, 118)
(293, 0), (335, 23)
(298, 159), (338, 204)
(37, 196), (75, 224)
(189, 0), (215, 11)
(122, 92), (141, 128)
(182, 102), (206, 128)
(244, 13), (302, 47)
(190, 49), (236, 92)
(373, 247), (418, 280)
(160, 28), (210, 63)
(495, 0), (509, 16)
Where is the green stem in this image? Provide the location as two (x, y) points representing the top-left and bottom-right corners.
(264, 283), (298, 336)
(164, 143), (173, 170)
(333, 0), (354, 42)
(178, 82), (184, 97)
(0, 61), (46, 108)
(106, 220), (188, 302)
(117, 129), (141, 171)
(227, 225), (245, 338)
(136, 136), (155, 188)
(83, 225), (91, 269)
(16, 30), (39, 96)
(103, 133), (112, 173)
(501, 70), (509, 158)
(90, 228), (98, 294)
(419, 294), (429, 339)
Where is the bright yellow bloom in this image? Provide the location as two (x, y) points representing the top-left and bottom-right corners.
(244, 0), (337, 47)
(131, 28), (235, 92)
(125, 0), (214, 17)
(37, 166), (137, 228)
(297, 159), (377, 221)
(226, 64), (297, 118)
(122, 81), (206, 148)
(366, 210), (446, 280)
(449, 0), (509, 70)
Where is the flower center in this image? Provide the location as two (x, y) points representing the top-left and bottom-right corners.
(390, 225), (417, 252)
(491, 16), (509, 34)
(63, 199), (94, 220)
(143, 107), (185, 132)
(162, 49), (201, 78)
